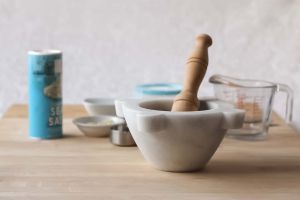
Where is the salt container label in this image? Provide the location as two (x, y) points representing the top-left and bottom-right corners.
(28, 50), (63, 139)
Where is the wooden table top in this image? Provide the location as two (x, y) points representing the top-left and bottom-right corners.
(1, 104), (300, 199)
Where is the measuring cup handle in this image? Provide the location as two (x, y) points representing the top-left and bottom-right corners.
(276, 83), (293, 123)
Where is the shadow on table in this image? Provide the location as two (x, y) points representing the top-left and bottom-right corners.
(202, 159), (300, 175)
(61, 132), (83, 139)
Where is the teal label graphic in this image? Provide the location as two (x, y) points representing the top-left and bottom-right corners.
(28, 50), (63, 139)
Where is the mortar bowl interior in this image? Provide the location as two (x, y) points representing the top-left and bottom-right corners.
(138, 99), (212, 112)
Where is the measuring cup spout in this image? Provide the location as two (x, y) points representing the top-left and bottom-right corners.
(209, 74), (242, 87)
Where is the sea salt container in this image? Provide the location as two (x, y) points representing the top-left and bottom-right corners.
(28, 50), (63, 139)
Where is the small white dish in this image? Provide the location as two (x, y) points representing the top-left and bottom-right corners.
(73, 115), (125, 137)
(83, 98), (116, 116)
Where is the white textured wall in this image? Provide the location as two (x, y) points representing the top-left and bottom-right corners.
(0, 0), (299, 130)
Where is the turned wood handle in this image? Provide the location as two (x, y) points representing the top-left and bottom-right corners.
(171, 34), (212, 112)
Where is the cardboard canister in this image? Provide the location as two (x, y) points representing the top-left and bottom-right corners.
(28, 50), (63, 139)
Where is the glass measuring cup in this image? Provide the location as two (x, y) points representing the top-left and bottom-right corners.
(209, 74), (293, 140)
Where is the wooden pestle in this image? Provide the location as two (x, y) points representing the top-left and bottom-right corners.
(171, 34), (212, 112)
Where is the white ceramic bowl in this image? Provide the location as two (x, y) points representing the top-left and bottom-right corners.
(116, 98), (245, 172)
(83, 98), (116, 116)
(73, 115), (125, 137)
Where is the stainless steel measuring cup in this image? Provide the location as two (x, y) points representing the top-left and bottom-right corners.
(209, 74), (293, 140)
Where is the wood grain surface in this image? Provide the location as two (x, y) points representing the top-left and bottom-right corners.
(2, 104), (88, 119)
(0, 105), (299, 199)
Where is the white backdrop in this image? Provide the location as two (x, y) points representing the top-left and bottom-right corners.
(0, 0), (299, 130)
